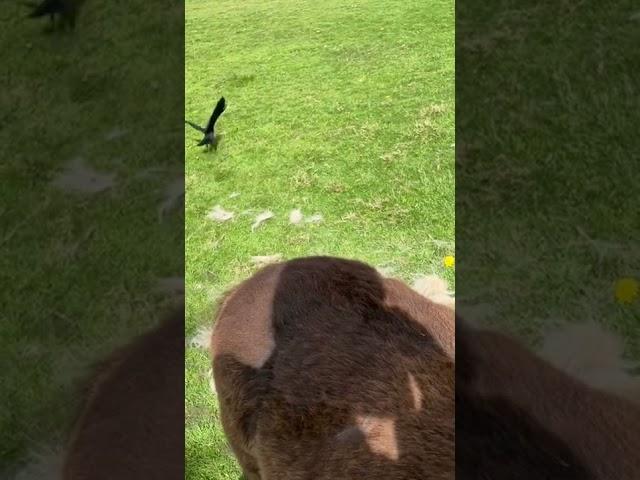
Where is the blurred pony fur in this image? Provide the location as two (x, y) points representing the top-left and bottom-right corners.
(210, 257), (455, 479)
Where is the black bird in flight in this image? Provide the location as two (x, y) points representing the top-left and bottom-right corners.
(185, 97), (226, 151)
(24, 0), (85, 32)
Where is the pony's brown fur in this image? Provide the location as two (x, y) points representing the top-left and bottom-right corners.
(456, 317), (640, 479)
(62, 308), (184, 480)
(211, 256), (455, 479)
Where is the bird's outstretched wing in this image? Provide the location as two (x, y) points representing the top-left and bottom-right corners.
(185, 120), (206, 133)
(205, 97), (226, 134)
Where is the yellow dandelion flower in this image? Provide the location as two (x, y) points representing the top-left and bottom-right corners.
(615, 277), (639, 304)
(443, 255), (455, 268)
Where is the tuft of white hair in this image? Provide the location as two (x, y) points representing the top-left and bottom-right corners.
(289, 209), (304, 225)
(375, 265), (396, 278)
(304, 213), (323, 224)
(412, 275), (455, 311)
(188, 326), (213, 350)
(206, 205), (234, 222)
(154, 277), (185, 296)
(251, 211), (274, 231)
(157, 177), (185, 222)
(539, 321), (640, 404)
(10, 444), (64, 480)
(251, 254), (283, 267)
(51, 158), (116, 195)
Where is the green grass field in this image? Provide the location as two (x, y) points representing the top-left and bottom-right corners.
(0, 0), (183, 475)
(185, 0), (454, 477)
(456, 2), (640, 352)
(7, 0), (636, 478)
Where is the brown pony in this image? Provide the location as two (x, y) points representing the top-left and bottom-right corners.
(62, 308), (184, 480)
(211, 256), (455, 479)
(456, 316), (640, 479)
